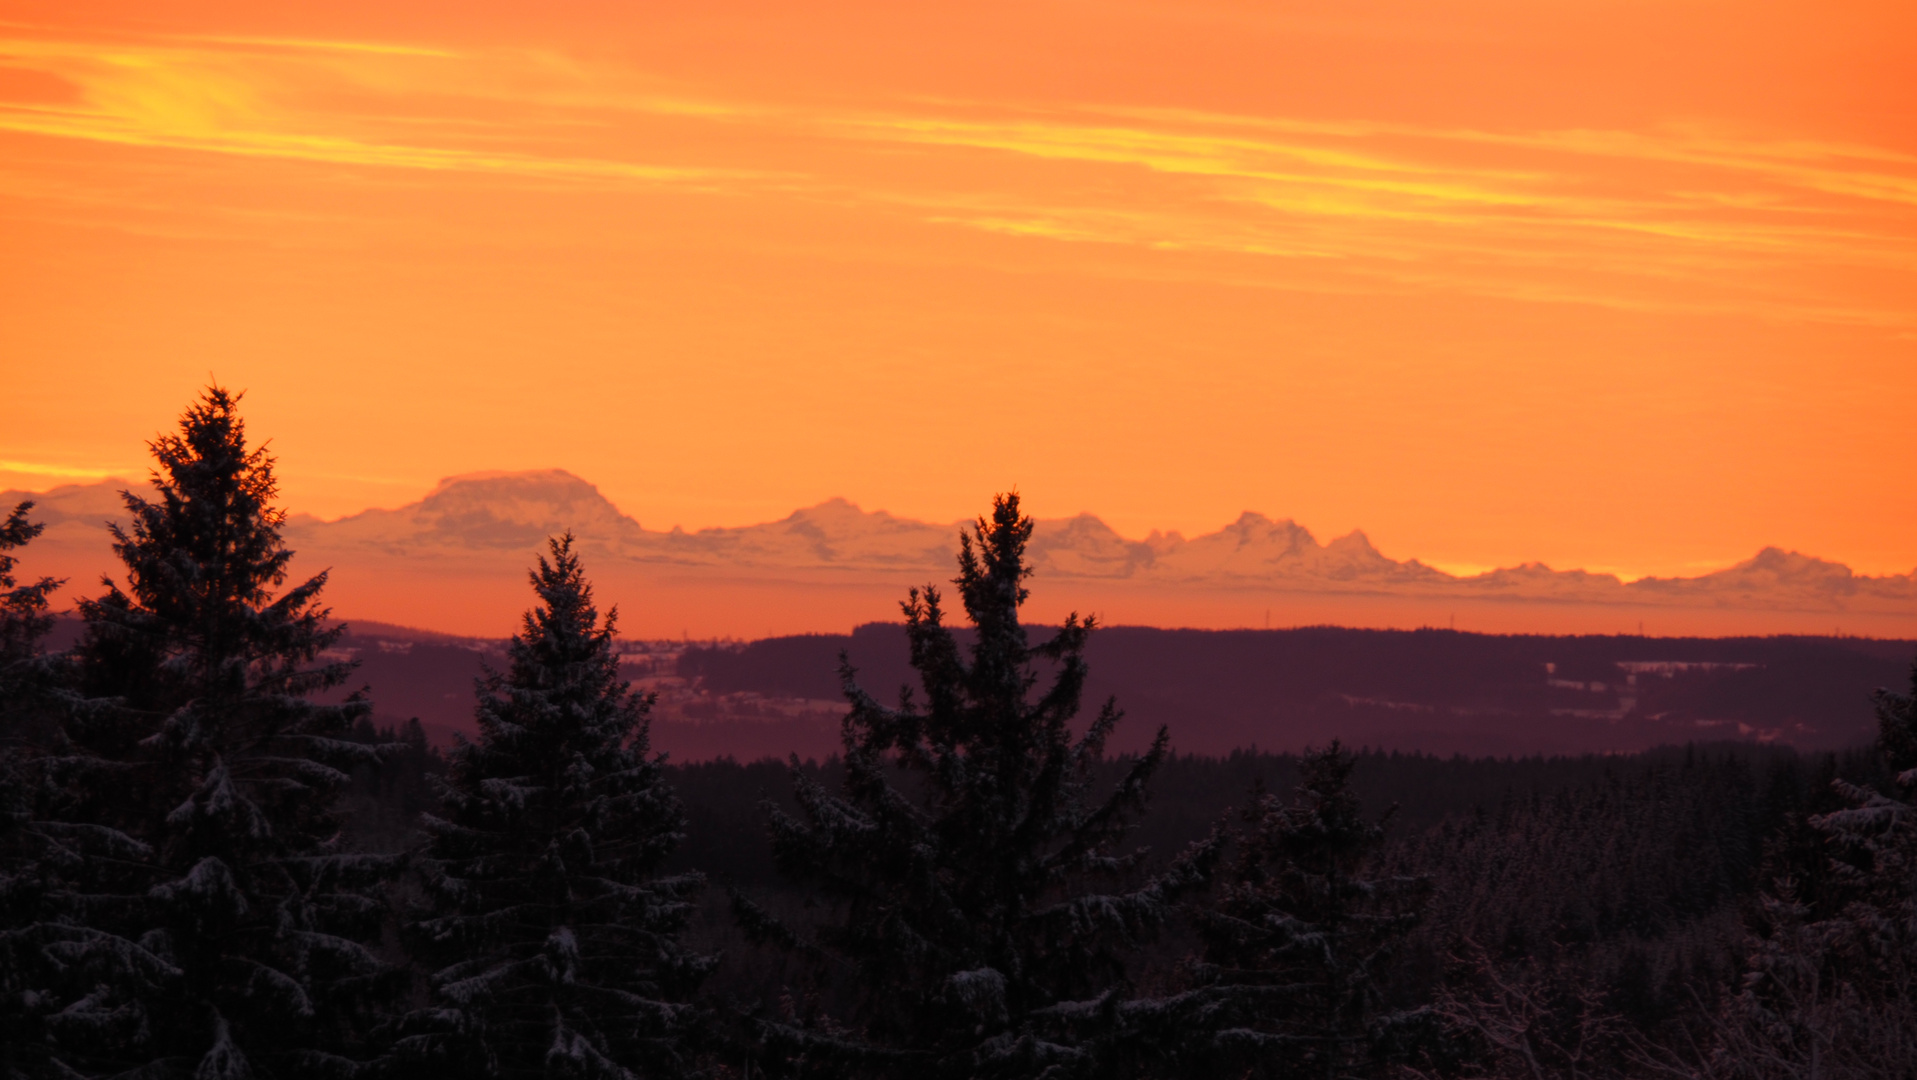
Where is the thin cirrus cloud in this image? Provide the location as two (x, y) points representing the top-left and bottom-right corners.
(0, 38), (746, 186)
(841, 107), (1916, 316)
(0, 459), (136, 480)
(1, 21), (1910, 332)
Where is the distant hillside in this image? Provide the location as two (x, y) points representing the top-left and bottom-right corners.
(7, 470), (1916, 638)
(37, 609), (1912, 759)
(255, 620), (1916, 761)
(676, 625), (1914, 759)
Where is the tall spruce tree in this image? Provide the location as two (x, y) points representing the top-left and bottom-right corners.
(0, 501), (59, 690)
(44, 386), (397, 1078)
(1873, 660), (1917, 781)
(1708, 661), (1917, 1078)
(1188, 741), (1432, 1080)
(404, 534), (709, 1080)
(739, 493), (1214, 1080)
(0, 501), (60, 753)
(0, 500), (61, 756)
(0, 500), (71, 1080)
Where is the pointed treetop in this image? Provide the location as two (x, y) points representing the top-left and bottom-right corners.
(2, 500), (59, 666)
(149, 384), (278, 518)
(1, 501), (46, 573)
(114, 384), (293, 617)
(1296, 739), (1364, 820)
(1, 501), (51, 606)
(956, 491), (1034, 621)
(950, 492), (1055, 706)
(520, 531), (616, 652)
(1873, 661), (1917, 780)
(1256, 739), (1392, 877)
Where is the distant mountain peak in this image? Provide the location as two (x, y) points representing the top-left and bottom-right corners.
(302, 468), (638, 551)
(786, 495), (858, 511)
(781, 497), (889, 525)
(0, 479), (129, 525)
(1740, 547), (1854, 579)
(425, 468), (608, 500)
(1324, 530), (1381, 555)
(1227, 510), (1294, 529)
(9, 474), (1913, 627)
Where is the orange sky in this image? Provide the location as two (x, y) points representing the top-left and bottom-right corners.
(3, 0), (1914, 591)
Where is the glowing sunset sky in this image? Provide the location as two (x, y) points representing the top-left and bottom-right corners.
(3, 0), (1913, 587)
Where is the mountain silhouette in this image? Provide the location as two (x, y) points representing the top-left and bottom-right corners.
(7, 470), (1913, 637)
(297, 470), (645, 552)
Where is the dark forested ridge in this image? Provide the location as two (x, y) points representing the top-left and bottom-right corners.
(680, 624), (1906, 758)
(54, 616), (1901, 761)
(5, 389), (1916, 1079)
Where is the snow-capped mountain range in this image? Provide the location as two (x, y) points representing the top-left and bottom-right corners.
(8, 470), (1914, 636)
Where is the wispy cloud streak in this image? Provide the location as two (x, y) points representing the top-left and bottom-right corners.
(0, 459), (136, 480)
(1, 25), (1911, 325)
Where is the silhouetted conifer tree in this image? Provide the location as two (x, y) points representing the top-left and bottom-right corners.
(1701, 663), (1917, 1078)
(1188, 741), (1432, 1079)
(0, 502), (58, 690)
(738, 493), (1214, 1079)
(0, 499), (61, 767)
(0, 501), (60, 756)
(0, 500), (71, 1080)
(1873, 660), (1917, 780)
(40, 387), (397, 1078)
(403, 534), (709, 1079)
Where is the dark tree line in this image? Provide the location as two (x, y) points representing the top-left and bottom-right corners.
(3, 387), (1914, 1079)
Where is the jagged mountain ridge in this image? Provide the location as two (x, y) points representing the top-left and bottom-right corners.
(10, 469), (1913, 616)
